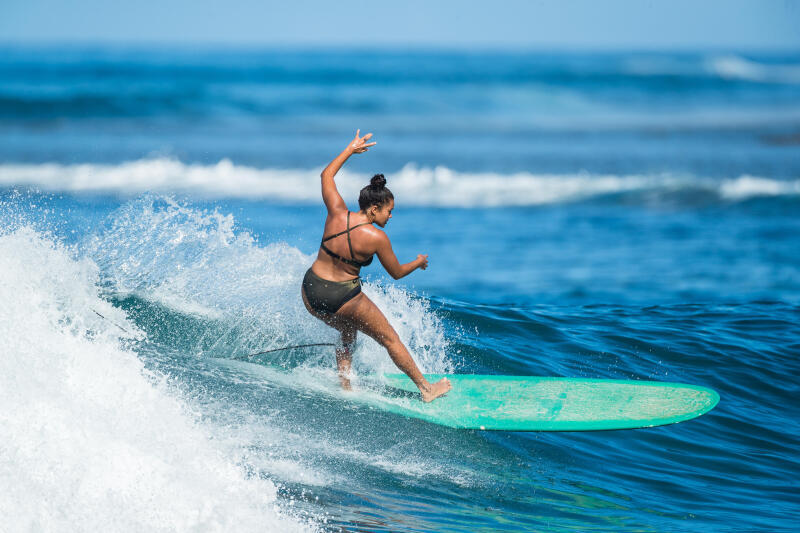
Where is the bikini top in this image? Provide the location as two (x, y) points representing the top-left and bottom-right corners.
(320, 211), (374, 268)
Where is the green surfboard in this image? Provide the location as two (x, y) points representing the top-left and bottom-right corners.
(372, 374), (719, 431)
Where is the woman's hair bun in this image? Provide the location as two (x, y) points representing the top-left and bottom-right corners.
(370, 174), (386, 190)
(358, 173), (393, 210)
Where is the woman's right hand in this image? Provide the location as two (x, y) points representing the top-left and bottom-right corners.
(348, 129), (376, 154)
(416, 254), (429, 270)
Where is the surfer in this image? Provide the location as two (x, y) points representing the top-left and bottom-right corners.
(301, 130), (452, 402)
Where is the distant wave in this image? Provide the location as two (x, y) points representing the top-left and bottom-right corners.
(1, 158), (799, 207)
(2, 51), (799, 121)
(706, 55), (800, 84)
(624, 54), (800, 85)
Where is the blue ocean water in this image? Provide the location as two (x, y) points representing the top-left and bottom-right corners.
(1, 46), (799, 531)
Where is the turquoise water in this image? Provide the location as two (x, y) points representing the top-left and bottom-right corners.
(1, 47), (799, 531)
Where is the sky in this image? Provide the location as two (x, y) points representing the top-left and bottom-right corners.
(1, 0), (799, 50)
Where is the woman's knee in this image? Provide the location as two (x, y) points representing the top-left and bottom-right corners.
(339, 329), (357, 353)
(341, 327), (357, 344)
(378, 330), (402, 350)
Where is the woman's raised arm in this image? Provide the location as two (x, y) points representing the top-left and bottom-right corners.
(320, 130), (376, 214)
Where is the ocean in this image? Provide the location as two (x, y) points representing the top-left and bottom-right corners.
(1, 45), (798, 531)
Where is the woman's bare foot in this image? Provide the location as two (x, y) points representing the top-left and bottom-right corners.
(336, 352), (353, 391)
(338, 372), (353, 391)
(420, 377), (452, 403)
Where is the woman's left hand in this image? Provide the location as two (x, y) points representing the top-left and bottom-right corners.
(349, 129), (377, 154)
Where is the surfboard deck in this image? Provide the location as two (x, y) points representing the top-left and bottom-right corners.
(371, 374), (719, 431)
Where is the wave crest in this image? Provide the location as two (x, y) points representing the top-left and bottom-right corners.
(2, 159), (799, 207)
(707, 55), (800, 84)
(0, 226), (313, 531)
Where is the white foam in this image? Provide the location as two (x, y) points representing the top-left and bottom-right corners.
(707, 55), (800, 84)
(0, 227), (315, 532)
(719, 174), (800, 199)
(625, 54), (800, 85)
(3, 159), (799, 207)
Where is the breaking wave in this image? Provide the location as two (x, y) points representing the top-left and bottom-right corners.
(2, 159), (799, 207)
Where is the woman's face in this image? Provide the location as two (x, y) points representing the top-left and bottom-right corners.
(371, 199), (394, 228)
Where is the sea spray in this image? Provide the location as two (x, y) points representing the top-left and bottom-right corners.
(83, 195), (453, 374)
(0, 227), (315, 532)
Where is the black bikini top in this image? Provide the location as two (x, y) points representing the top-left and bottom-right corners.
(320, 211), (374, 268)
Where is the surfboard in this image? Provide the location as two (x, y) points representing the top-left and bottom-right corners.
(371, 374), (719, 431)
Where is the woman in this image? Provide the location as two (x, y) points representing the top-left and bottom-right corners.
(301, 130), (452, 403)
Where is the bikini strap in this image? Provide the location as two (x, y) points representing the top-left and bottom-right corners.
(319, 211), (372, 267)
(321, 212), (371, 242)
(346, 212), (356, 263)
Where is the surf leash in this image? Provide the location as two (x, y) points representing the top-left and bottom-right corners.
(233, 343), (336, 361)
(89, 305), (334, 360)
(91, 308), (131, 334)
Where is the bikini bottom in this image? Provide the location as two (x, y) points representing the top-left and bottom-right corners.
(302, 268), (361, 314)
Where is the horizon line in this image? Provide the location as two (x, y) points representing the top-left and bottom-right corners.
(1, 39), (799, 54)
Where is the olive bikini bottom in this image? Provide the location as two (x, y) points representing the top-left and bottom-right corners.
(302, 268), (362, 314)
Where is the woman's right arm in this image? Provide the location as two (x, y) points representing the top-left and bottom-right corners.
(320, 130), (375, 214)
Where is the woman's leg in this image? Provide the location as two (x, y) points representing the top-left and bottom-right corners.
(302, 286), (357, 389)
(336, 293), (451, 402)
(334, 324), (356, 389)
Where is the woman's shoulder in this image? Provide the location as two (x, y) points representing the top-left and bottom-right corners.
(361, 225), (388, 249)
